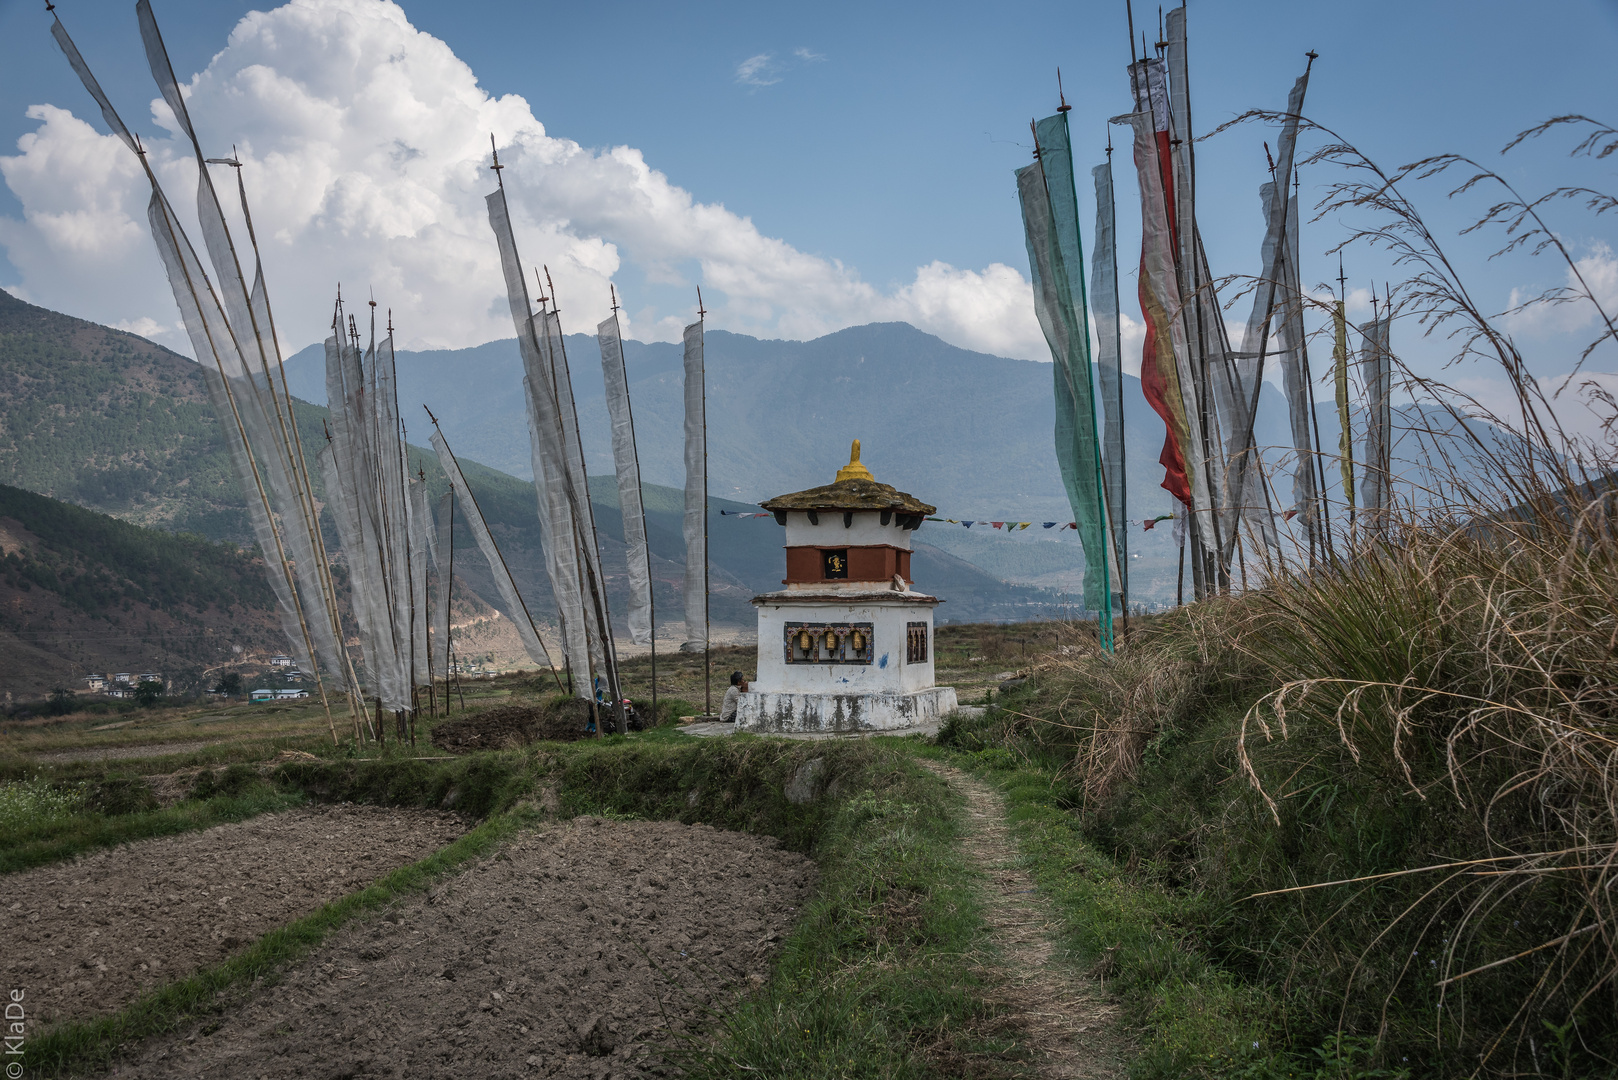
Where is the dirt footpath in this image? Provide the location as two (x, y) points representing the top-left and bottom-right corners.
(2, 804), (467, 1027)
(920, 761), (1127, 1078)
(105, 817), (817, 1079)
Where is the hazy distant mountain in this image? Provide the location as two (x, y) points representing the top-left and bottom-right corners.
(0, 286), (264, 539)
(283, 320), (1302, 601)
(18, 284), (1471, 622)
(283, 321), (1243, 520)
(0, 290), (1064, 626)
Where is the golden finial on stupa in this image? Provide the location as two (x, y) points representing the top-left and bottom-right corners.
(835, 439), (875, 483)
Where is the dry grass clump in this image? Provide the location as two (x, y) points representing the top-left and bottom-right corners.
(957, 114), (1618, 1072)
(1028, 645), (1204, 809)
(1229, 490), (1618, 1071)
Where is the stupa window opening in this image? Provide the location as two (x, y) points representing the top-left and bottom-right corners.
(783, 622), (873, 665)
(906, 622), (929, 664)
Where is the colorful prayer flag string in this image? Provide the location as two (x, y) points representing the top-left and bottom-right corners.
(720, 510), (1197, 533)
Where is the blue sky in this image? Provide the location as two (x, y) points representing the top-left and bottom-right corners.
(0, 0), (1615, 434)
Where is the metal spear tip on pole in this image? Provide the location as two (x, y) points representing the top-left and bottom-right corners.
(488, 133), (504, 183)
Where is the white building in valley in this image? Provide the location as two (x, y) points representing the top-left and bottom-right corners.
(735, 441), (957, 733)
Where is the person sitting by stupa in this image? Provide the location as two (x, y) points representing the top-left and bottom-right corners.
(720, 671), (748, 723)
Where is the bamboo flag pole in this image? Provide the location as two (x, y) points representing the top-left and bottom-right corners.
(1294, 164), (1337, 562)
(1106, 135), (1129, 634)
(218, 155), (363, 734)
(698, 287), (711, 716)
(61, 5), (340, 743)
(424, 406), (564, 692)
(418, 465), (435, 722)
(532, 277), (592, 708)
(135, 2), (347, 740)
(1164, 4), (1228, 594)
(545, 266), (624, 731)
(1335, 256), (1356, 540)
(607, 284), (656, 728)
(445, 488), (455, 712)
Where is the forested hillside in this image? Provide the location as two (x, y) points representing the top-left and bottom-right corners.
(0, 483), (285, 697)
(0, 287), (255, 537)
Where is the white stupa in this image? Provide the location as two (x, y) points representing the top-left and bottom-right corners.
(734, 441), (958, 733)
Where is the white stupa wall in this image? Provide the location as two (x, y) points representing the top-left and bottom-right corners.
(781, 511), (913, 550)
(754, 600), (935, 696)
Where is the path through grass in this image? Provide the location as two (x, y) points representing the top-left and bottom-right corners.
(920, 759), (1127, 1079)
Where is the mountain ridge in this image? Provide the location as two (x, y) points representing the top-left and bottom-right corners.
(0, 482), (286, 698)
(0, 289), (1069, 629)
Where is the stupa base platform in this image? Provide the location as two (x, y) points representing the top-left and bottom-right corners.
(734, 686), (958, 734)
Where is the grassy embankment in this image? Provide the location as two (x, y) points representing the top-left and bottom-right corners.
(937, 494), (1618, 1078)
(927, 116), (1618, 1078)
(0, 768), (303, 874)
(23, 732), (1030, 1080)
(0, 620), (1046, 875)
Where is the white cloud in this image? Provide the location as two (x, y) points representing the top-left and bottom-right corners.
(1503, 242), (1618, 338)
(736, 48), (824, 88)
(1344, 285), (1376, 318)
(1443, 371), (1617, 450)
(734, 54), (781, 87)
(0, 0), (1042, 362)
(1119, 312), (1144, 375)
(110, 315), (177, 340)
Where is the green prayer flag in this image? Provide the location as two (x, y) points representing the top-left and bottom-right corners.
(1016, 111), (1113, 647)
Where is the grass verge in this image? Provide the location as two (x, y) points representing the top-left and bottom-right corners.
(920, 744), (1392, 1080)
(0, 776), (303, 875)
(646, 738), (1017, 1080)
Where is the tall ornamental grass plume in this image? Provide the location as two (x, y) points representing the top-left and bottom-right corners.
(955, 116), (1618, 1075)
(1226, 113), (1618, 1074)
(1232, 493), (1618, 1073)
